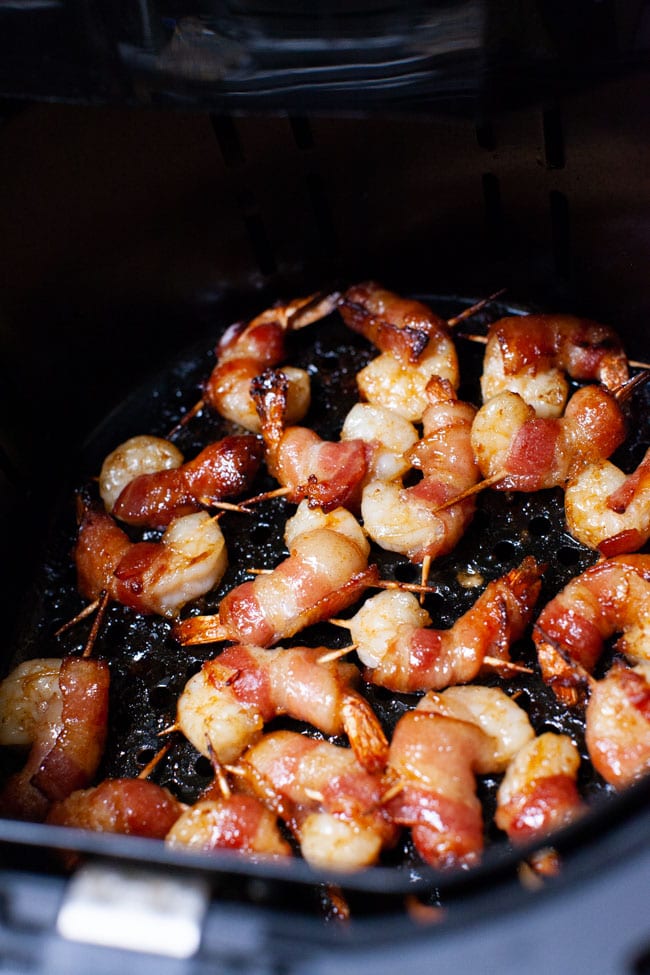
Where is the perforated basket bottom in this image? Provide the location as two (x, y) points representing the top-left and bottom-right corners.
(5, 293), (650, 908)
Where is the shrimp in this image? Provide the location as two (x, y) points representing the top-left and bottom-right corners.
(46, 779), (185, 838)
(237, 730), (398, 871)
(340, 403), (419, 484)
(338, 282), (459, 421)
(204, 292), (338, 432)
(166, 789), (292, 858)
(99, 435), (184, 511)
(46, 769), (292, 858)
(470, 384), (628, 492)
(385, 686), (534, 870)
(102, 434), (263, 528)
(533, 554), (650, 706)
(250, 368), (372, 511)
(0, 657), (109, 821)
(75, 503), (228, 617)
(481, 314), (629, 418)
(359, 377), (480, 563)
(45, 773), (292, 858)
(495, 733), (583, 844)
(585, 661), (650, 789)
(344, 557), (542, 692)
(175, 643), (388, 771)
(565, 446), (650, 556)
(174, 502), (378, 648)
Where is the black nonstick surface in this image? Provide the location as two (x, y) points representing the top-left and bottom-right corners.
(3, 292), (650, 916)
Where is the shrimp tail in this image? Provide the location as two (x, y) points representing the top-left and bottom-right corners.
(250, 368), (289, 456)
(288, 289), (341, 329)
(533, 624), (593, 708)
(341, 692), (389, 774)
(173, 615), (230, 647)
(482, 556), (544, 664)
(502, 555), (545, 622)
(476, 556), (544, 674)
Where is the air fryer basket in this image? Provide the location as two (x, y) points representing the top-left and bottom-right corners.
(1, 68), (650, 972)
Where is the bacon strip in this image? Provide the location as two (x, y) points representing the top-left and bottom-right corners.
(112, 435), (263, 527)
(47, 778), (183, 837)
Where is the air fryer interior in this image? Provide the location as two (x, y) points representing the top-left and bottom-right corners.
(1, 68), (650, 963)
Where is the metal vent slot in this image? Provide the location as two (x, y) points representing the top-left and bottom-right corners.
(211, 113), (246, 168)
(237, 189), (278, 276)
(481, 171), (502, 243)
(550, 189), (571, 279)
(289, 115), (314, 151)
(542, 104), (565, 170)
(475, 118), (495, 151)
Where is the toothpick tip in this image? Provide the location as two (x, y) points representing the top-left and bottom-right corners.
(317, 645), (356, 664)
(158, 722), (181, 737)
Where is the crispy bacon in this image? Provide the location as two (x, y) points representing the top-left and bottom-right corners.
(565, 446), (650, 557)
(166, 792), (292, 857)
(499, 776), (582, 842)
(0, 657), (109, 821)
(339, 282), (449, 364)
(175, 506), (378, 648)
(46, 778), (184, 837)
(111, 436), (263, 527)
(177, 644), (388, 772)
(217, 644), (359, 734)
(472, 384), (627, 492)
(360, 378), (479, 563)
(204, 293), (338, 431)
(348, 557), (542, 693)
(251, 368), (371, 512)
(495, 733), (583, 844)
(240, 730), (397, 870)
(75, 503), (227, 617)
(586, 663), (650, 788)
(386, 710), (490, 869)
(270, 429), (371, 511)
(534, 554), (650, 706)
(489, 314), (628, 388)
